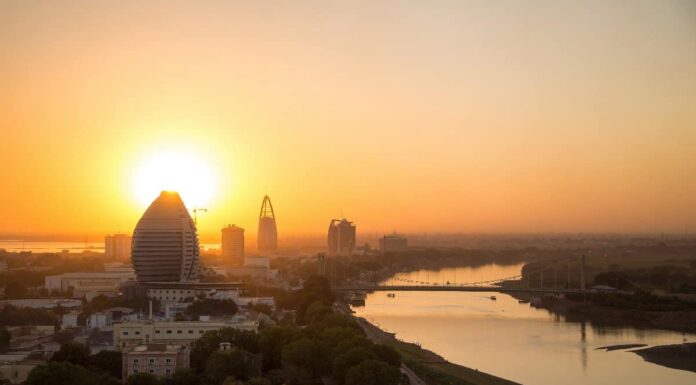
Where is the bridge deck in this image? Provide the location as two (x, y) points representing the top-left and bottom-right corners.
(334, 285), (583, 294)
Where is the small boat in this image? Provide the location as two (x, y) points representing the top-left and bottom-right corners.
(490, 296), (497, 300)
(518, 299), (529, 304)
(387, 293), (396, 298)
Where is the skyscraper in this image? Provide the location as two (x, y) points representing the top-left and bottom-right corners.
(105, 233), (132, 259)
(221, 224), (244, 266)
(327, 218), (356, 256)
(131, 191), (200, 282)
(257, 195), (278, 252)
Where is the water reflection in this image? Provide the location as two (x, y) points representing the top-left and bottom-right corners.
(354, 264), (696, 385)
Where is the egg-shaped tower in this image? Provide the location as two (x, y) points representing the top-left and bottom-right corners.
(131, 191), (200, 282)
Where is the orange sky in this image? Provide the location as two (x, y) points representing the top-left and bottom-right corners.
(0, 1), (695, 240)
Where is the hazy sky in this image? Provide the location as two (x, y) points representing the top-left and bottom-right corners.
(1, 0), (695, 240)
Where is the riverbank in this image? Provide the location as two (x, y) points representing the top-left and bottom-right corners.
(339, 303), (519, 385)
(508, 292), (696, 334)
(632, 343), (696, 373)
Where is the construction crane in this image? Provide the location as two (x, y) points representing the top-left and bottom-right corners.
(192, 207), (207, 225)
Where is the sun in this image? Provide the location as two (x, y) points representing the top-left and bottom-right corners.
(132, 149), (216, 208)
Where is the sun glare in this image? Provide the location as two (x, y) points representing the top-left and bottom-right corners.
(132, 150), (216, 209)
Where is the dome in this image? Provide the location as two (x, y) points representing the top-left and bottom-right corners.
(131, 191), (200, 282)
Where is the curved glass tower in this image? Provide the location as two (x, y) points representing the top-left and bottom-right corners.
(131, 191), (200, 282)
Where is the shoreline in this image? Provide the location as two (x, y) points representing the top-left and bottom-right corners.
(632, 343), (696, 373)
(337, 303), (520, 385)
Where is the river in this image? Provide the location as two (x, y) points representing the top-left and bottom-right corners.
(351, 263), (696, 385)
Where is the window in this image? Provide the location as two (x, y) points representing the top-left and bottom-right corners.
(166, 369), (171, 375)
(177, 330), (182, 334)
(149, 359), (155, 365)
(166, 330), (172, 334)
(188, 330), (193, 334)
(166, 359), (172, 365)
(149, 369), (155, 374)
(155, 330), (160, 334)
(199, 330), (204, 334)
(123, 331), (129, 335)
(133, 359), (139, 365)
(133, 369), (138, 374)
(135, 331), (140, 335)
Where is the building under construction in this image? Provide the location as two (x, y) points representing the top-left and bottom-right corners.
(327, 218), (356, 256)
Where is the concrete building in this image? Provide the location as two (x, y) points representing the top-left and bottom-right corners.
(0, 355), (44, 384)
(0, 298), (81, 310)
(44, 271), (135, 298)
(122, 344), (189, 383)
(328, 218), (356, 256)
(257, 195), (278, 252)
(105, 234), (132, 259)
(221, 225), (245, 266)
(379, 234), (408, 253)
(113, 319), (258, 350)
(136, 281), (244, 304)
(131, 191), (200, 282)
(104, 262), (136, 274)
(61, 312), (79, 329)
(226, 256), (276, 280)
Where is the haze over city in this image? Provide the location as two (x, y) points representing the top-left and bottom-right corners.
(1, 0), (695, 241)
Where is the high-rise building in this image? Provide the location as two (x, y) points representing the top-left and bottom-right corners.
(379, 234), (408, 253)
(131, 191), (200, 282)
(105, 233), (132, 259)
(221, 224), (244, 266)
(327, 218), (356, 256)
(257, 195), (278, 252)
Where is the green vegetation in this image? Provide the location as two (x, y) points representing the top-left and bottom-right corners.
(0, 304), (57, 326)
(185, 299), (239, 318)
(181, 276), (404, 385)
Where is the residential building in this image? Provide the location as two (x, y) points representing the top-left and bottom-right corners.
(328, 218), (356, 256)
(105, 234), (132, 259)
(113, 319), (258, 350)
(122, 344), (189, 383)
(379, 234), (408, 253)
(221, 225), (245, 266)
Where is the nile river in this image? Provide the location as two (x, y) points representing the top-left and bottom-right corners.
(352, 264), (696, 385)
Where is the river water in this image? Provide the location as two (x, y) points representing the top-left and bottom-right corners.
(352, 264), (696, 385)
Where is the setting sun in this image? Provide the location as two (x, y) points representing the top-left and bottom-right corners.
(132, 150), (217, 209)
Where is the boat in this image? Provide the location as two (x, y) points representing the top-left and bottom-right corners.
(518, 299), (529, 304)
(490, 296), (497, 300)
(387, 293), (396, 298)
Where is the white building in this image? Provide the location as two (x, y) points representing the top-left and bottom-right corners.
(105, 234), (132, 259)
(44, 271), (135, 298)
(61, 312), (79, 329)
(122, 344), (189, 383)
(113, 319), (258, 350)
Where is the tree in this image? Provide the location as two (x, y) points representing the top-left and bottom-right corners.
(26, 361), (119, 385)
(259, 326), (299, 371)
(126, 373), (161, 385)
(88, 350), (122, 379)
(0, 327), (10, 353)
(4, 282), (27, 299)
(50, 342), (90, 366)
(190, 328), (260, 370)
(54, 329), (75, 345)
(204, 348), (261, 384)
(304, 302), (331, 325)
(161, 369), (200, 385)
(332, 347), (374, 384)
(281, 338), (330, 383)
(344, 360), (402, 385)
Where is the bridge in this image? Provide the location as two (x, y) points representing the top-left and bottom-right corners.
(333, 285), (585, 294)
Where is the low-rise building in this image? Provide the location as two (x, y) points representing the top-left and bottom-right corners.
(0, 298), (81, 310)
(122, 344), (188, 383)
(113, 319), (258, 350)
(0, 354), (45, 384)
(379, 234), (408, 253)
(45, 272), (135, 298)
(61, 312), (79, 329)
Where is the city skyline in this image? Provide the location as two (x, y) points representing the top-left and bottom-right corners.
(1, 1), (695, 238)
